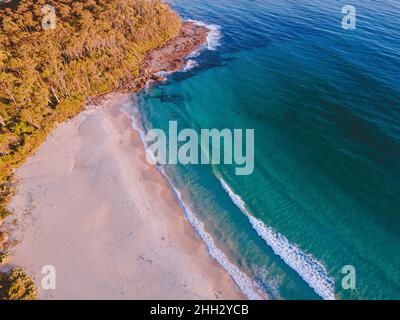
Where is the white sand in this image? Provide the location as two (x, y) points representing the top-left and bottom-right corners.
(6, 94), (243, 300)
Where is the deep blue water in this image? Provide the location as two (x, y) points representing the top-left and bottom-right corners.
(133, 0), (400, 299)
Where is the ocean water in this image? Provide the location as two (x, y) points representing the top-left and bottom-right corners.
(132, 0), (400, 299)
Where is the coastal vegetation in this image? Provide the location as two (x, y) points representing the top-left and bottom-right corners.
(0, 268), (37, 300)
(0, 0), (181, 299)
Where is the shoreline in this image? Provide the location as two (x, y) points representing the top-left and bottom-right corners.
(2, 20), (245, 300)
(5, 93), (244, 300)
(127, 102), (267, 301)
(119, 21), (209, 93)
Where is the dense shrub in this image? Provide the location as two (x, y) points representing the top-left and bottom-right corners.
(0, 0), (181, 300)
(0, 268), (37, 300)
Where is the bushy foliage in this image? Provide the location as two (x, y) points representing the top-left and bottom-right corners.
(0, 0), (180, 172)
(0, 0), (180, 214)
(0, 268), (37, 300)
(0, 250), (10, 264)
(0, 0), (181, 300)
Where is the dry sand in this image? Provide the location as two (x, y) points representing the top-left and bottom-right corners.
(6, 94), (244, 300)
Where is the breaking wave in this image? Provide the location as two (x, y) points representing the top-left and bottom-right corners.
(219, 177), (336, 300)
(186, 19), (222, 51)
(123, 100), (267, 300)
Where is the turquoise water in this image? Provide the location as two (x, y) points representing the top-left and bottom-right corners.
(133, 0), (400, 299)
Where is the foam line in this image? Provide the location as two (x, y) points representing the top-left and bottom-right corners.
(219, 177), (336, 300)
(122, 102), (267, 300)
(186, 19), (222, 51)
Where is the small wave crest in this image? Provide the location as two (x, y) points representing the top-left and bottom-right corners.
(124, 101), (266, 300)
(219, 177), (336, 300)
(182, 59), (199, 72)
(206, 24), (222, 51)
(186, 19), (222, 51)
(162, 174), (266, 300)
(155, 19), (222, 76)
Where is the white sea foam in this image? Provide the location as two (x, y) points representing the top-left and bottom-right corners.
(161, 175), (266, 300)
(120, 22), (266, 300)
(181, 59), (199, 72)
(124, 101), (266, 300)
(219, 177), (336, 300)
(186, 19), (222, 51)
(205, 24), (222, 51)
(151, 20), (222, 77)
(178, 20), (222, 73)
(155, 70), (172, 77)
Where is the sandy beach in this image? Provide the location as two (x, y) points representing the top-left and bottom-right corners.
(5, 94), (243, 300)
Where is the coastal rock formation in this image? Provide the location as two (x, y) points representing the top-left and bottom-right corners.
(122, 21), (209, 92)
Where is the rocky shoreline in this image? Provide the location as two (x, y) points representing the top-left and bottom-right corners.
(0, 19), (216, 301)
(121, 21), (209, 92)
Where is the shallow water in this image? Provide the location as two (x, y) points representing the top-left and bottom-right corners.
(132, 0), (400, 299)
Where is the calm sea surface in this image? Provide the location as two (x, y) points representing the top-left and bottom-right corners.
(132, 0), (400, 299)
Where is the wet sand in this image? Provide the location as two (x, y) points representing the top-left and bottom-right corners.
(6, 94), (244, 300)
